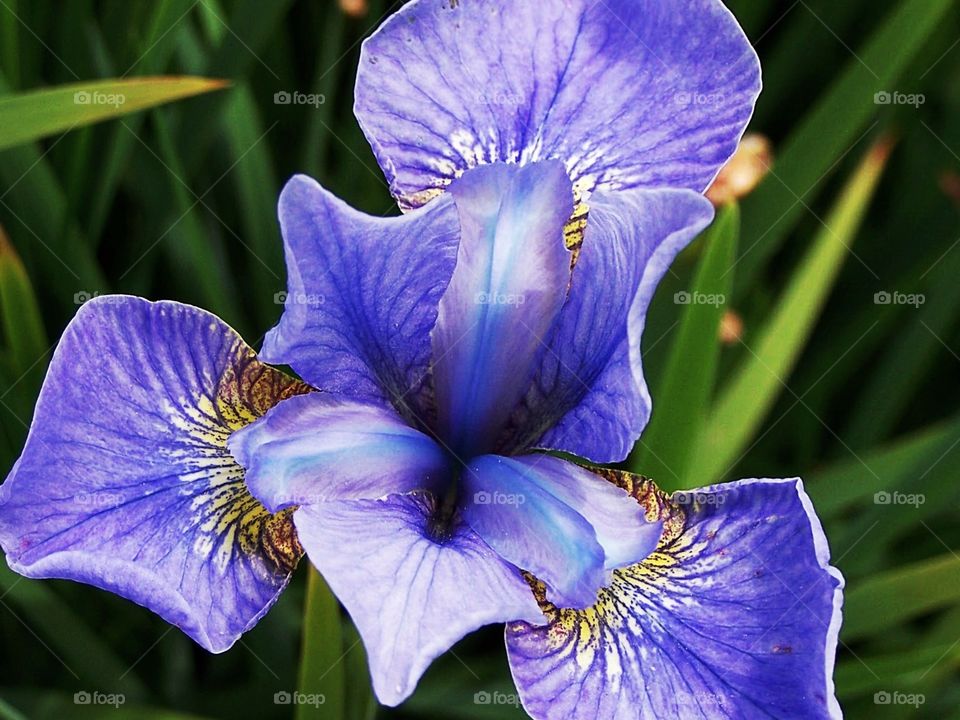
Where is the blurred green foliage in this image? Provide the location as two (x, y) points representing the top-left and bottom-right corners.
(0, 0), (959, 718)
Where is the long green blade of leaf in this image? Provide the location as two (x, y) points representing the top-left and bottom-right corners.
(0, 76), (228, 152)
(843, 554), (960, 642)
(632, 204), (739, 490)
(297, 568), (345, 720)
(691, 136), (893, 485)
(0, 225), (48, 378)
(736, 0), (953, 289)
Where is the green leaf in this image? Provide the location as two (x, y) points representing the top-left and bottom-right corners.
(0, 225), (48, 379)
(737, 0), (954, 289)
(0, 76), (229, 152)
(631, 204), (739, 489)
(690, 135), (893, 485)
(297, 567), (345, 720)
(843, 554), (960, 642)
(806, 415), (960, 519)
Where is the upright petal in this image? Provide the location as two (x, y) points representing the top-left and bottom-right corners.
(294, 493), (542, 706)
(506, 474), (843, 720)
(229, 394), (451, 511)
(505, 188), (714, 462)
(355, 0), (761, 208)
(432, 161), (573, 457)
(0, 297), (311, 652)
(262, 175), (460, 419)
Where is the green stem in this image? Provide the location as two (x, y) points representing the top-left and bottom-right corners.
(296, 567), (345, 720)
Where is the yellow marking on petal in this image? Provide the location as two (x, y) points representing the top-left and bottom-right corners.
(169, 339), (311, 577)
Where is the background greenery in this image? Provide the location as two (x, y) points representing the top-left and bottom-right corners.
(0, 0), (958, 718)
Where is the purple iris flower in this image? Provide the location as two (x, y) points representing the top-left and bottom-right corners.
(0, 1), (844, 718)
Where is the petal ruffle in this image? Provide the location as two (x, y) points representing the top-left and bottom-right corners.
(294, 493), (542, 706)
(262, 174), (460, 419)
(355, 0), (761, 209)
(228, 393), (450, 512)
(0, 297), (310, 652)
(432, 161), (572, 457)
(506, 474), (843, 720)
(505, 188), (714, 462)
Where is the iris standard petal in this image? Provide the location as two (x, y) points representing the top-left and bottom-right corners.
(461, 455), (608, 609)
(506, 474), (843, 720)
(355, 0), (761, 209)
(0, 297), (310, 653)
(294, 493), (543, 707)
(506, 188), (714, 463)
(432, 161), (573, 457)
(228, 393), (450, 512)
(262, 174), (460, 418)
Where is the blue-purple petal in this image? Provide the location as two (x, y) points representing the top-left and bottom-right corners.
(355, 0), (761, 208)
(0, 297), (309, 652)
(462, 455), (607, 609)
(506, 188), (714, 462)
(506, 475), (843, 720)
(293, 493), (542, 706)
(432, 161), (573, 457)
(262, 174), (460, 418)
(228, 393), (450, 512)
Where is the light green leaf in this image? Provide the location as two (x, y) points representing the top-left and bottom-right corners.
(631, 204), (739, 490)
(690, 136), (893, 485)
(0, 76), (228, 152)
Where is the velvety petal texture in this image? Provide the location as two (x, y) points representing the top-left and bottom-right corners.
(262, 174), (460, 417)
(0, 297), (310, 652)
(506, 473), (843, 720)
(355, 0), (761, 208)
(432, 161), (573, 457)
(505, 188), (714, 462)
(228, 394), (450, 512)
(295, 493), (543, 707)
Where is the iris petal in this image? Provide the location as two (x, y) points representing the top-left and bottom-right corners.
(228, 394), (450, 512)
(294, 493), (543, 707)
(355, 0), (761, 209)
(506, 474), (843, 720)
(432, 161), (573, 457)
(462, 455), (610, 609)
(505, 188), (714, 462)
(0, 297), (309, 652)
(263, 174), (460, 419)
